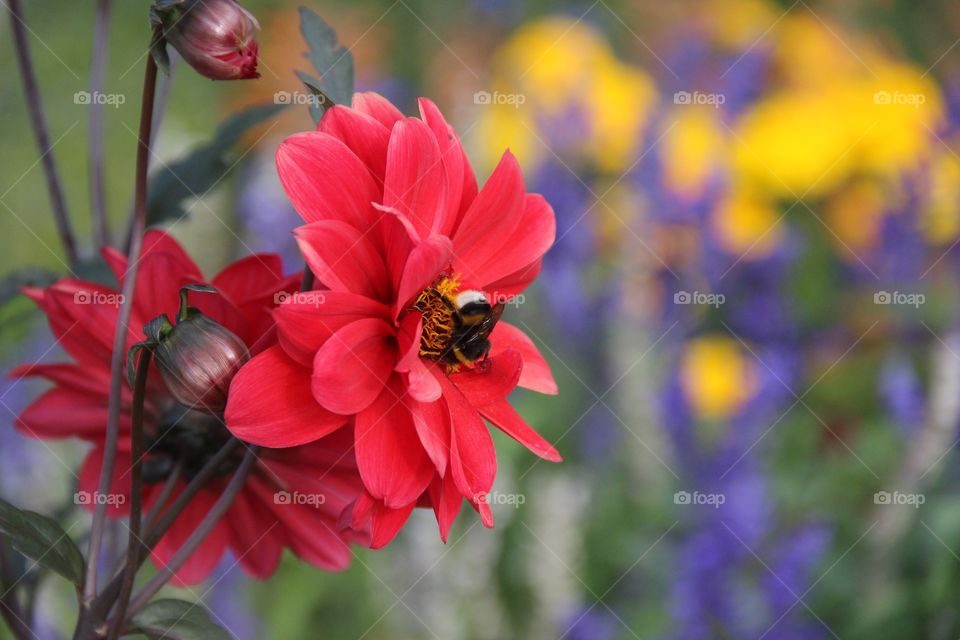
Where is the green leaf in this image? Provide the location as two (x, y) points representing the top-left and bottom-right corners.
(131, 599), (232, 640)
(0, 267), (58, 307)
(298, 6), (354, 121)
(146, 102), (287, 226)
(0, 496), (83, 588)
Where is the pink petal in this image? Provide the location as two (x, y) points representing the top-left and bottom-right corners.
(351, 92), (405, 130)
(417, 98), (466, 237)
(18, 388), (130, 440)
(395, 315), (442, 402)
(276, 131), (381, 228)
(383, 118), (449, 240)
(294, 221), (390, 302)
(318, 104), (391, 185)
(225, 346), (347, 447)
(480, 399), (562, 462)
(348, 491), (415, 549)
(275, 291), (390, 366)
(354, 377), (435, 508)
(489, 322), (558, 394)
(311, 318), (397, 415)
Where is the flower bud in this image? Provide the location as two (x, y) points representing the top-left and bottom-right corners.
(153, 313), (250, 413)
(152, 0), (260, 80)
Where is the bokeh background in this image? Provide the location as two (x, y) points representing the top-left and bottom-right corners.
(5, 0), (960, 638)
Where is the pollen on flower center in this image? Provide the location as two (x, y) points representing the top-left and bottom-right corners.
(412, 275), (461, 360)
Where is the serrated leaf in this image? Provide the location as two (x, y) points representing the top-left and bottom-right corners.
(0, 496), (83, 588)
(298, 6), (354, 121)
(146, 102), (287, 226)
(132, 599), (233, 640)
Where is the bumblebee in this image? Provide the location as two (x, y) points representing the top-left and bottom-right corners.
(414, 283), (504, 367)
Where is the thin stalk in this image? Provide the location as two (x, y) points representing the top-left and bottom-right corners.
(124, 447), (259, 617)
(0, 545), (30, 640)
(7, 0), (79, 266)
(142, 460), (183, 533)
(88, 0), (112, 249)
(106, 349), (151, 640)
(82, 46), (158, 610)
(88, 438), (241, 620)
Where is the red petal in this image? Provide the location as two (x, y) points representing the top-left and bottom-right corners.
(489, 322), (558, 394)
(351, 92), (405, 130)
(18, 388), (130, 440)
(407, 393), (451, 476)
(225, 346), (347, 447)
(152, 488), (229, 586)
(227, 488), (284, 579)
(311, 319), (397, 415)
(275, 291), (390, 366)
(470, 193), (555, 287)
(294, 221), (390, 301)
(393, 234), (453, 315)
(355, 377), (435, 508)
(450, 349), (522, 406)
(212, 253), (284, 303)
(451, 151), (526, 281)
(318, 104), (391, 185)
(276, 132), (381, 228)
(427, 472), (462, 542)
(395, 315), (441, 402)
(78, 448), (132, 517)
(417, 98), (470, 237)
(383, 118), (449, 240)
(480, 399), (562, 462)
(437, 375), (496, 500)
(349, 491), (415, 549)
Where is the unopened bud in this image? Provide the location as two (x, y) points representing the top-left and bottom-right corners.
(154, 313), (250, 413)
(152, 0), (260, 80)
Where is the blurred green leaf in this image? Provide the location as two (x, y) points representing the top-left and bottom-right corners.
(298, 6), (354, 121)
(0, 496), (83, 588)
(146, 102), (286, 226)
(0, 267), (58, 307)
(131, 599), (231, 640)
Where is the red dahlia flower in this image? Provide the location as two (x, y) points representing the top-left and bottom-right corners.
(224, 92), (561, 547)
(12, 231), (366, 584)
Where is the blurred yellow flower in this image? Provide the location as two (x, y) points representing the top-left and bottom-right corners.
(660, 106), (728, 201)
(681, 336), (758, 422)
(712, 189), (784, 258)
(824, 178), (891, 254)
(922, 148), (960, 245)
(474, 17), (657, 173)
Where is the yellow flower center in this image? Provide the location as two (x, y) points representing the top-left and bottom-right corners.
(412, 275), (460, 360)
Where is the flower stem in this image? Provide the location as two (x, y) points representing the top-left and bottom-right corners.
(106, 348), (151, 640)
(123, 447), (259, 618)
(82, 42), (158, 612)
(88, 0), (112, 249)
(0, 543), (31, 640)
(142, 460), (183, 533)
(7, 0), (79, 267)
